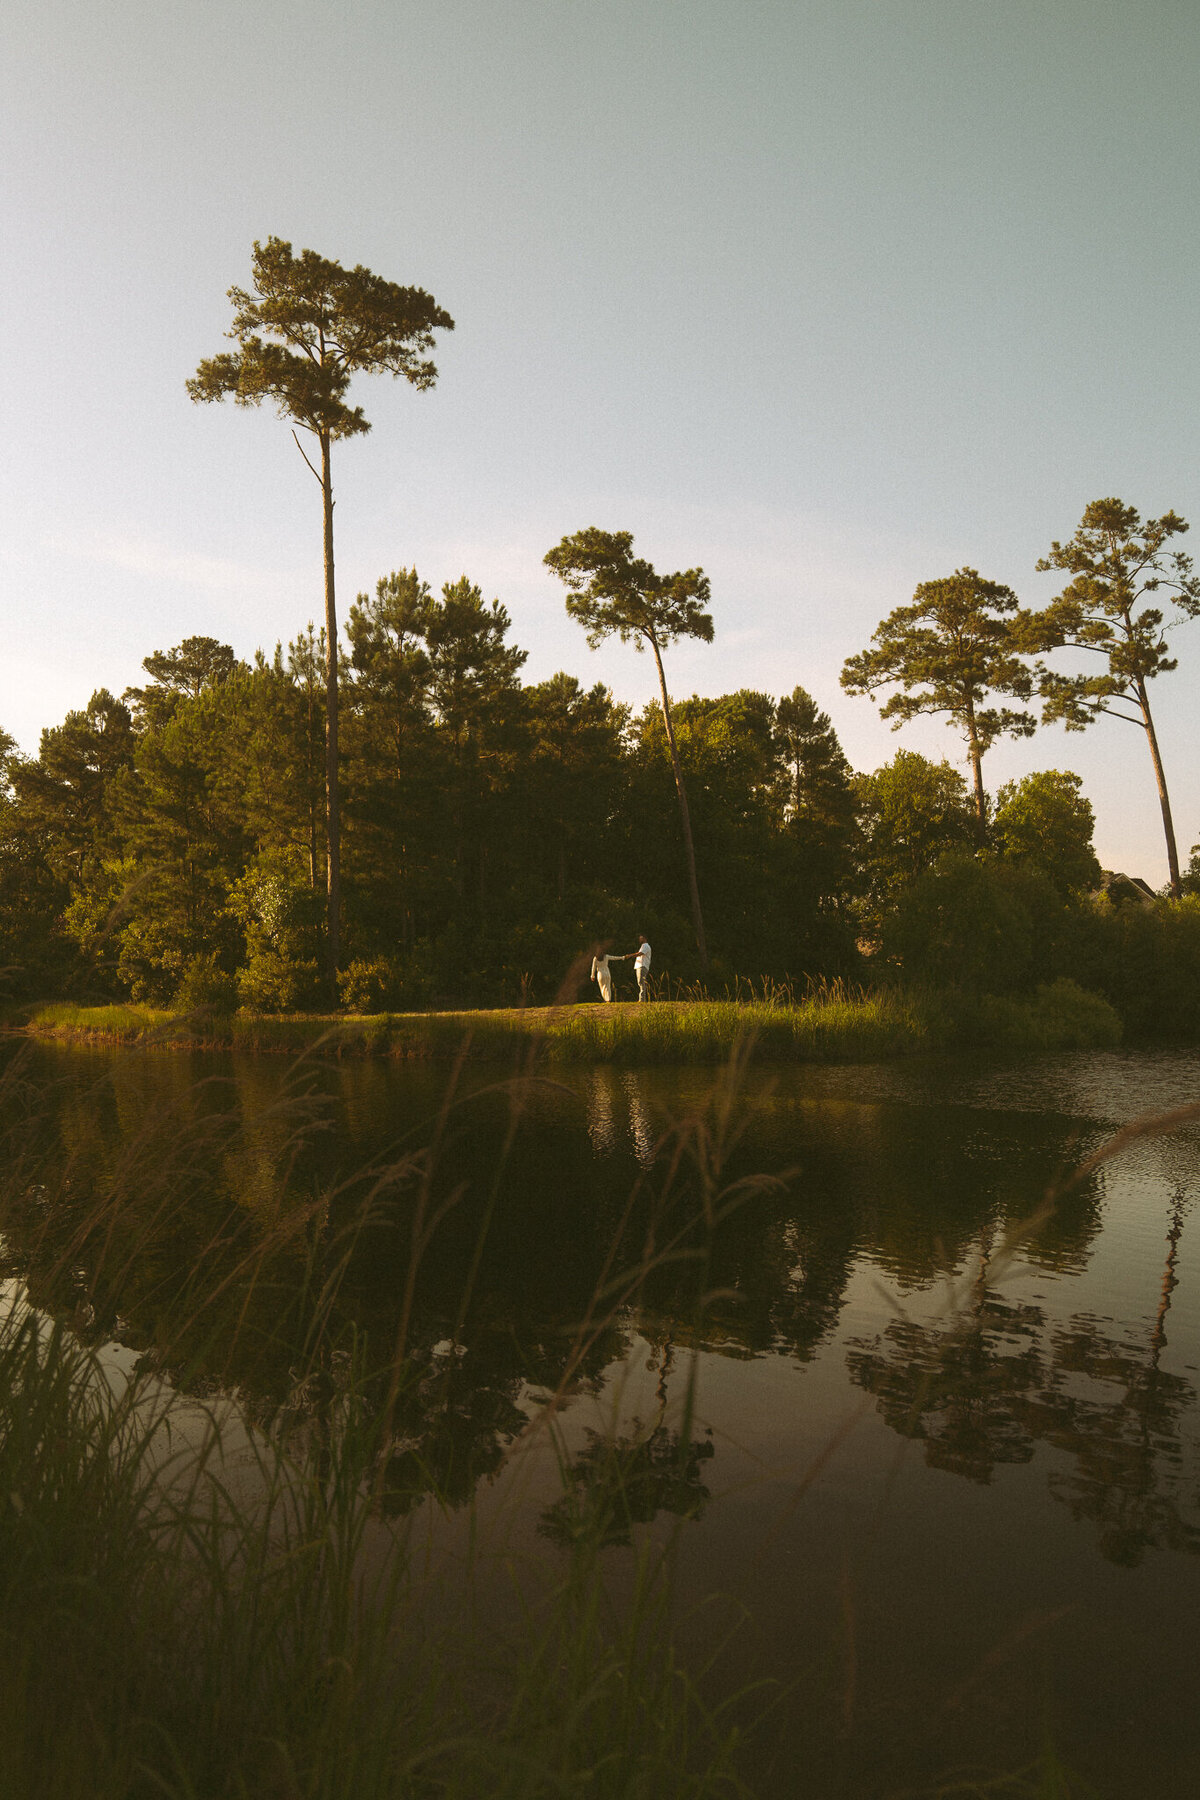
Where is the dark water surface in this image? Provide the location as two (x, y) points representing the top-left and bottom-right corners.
(5, 1039), (1200, 1797)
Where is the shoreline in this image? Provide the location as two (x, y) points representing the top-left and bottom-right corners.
(8, 980), (1125, 1063)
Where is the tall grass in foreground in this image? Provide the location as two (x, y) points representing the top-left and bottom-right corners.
(0, 1042), (764, 1800)
(0, 1296), (757, 1800)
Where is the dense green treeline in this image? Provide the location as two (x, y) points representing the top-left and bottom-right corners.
(0, 571), (857, 1008)
(3, 564), (1200, 1029)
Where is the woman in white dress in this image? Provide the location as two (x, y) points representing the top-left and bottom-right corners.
(590, 949), (630, 1002)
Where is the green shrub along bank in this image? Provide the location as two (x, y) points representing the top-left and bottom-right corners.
(20, 977), (1122, 1063)
(19, 841), (1200, 1059)
(884, 855), (1200, 1041)
(1081, 898), (1200, 1039)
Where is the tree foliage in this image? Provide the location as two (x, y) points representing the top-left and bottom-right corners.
(1026, 497), (1200, 894)
(992, 770), (1101, 895)
(544, 528), (713, 654)
(841, 568), (1038, 834)
(186, 237), (452, 436)
(855, 750), (975, 926)
(124, 636), (240, 729)
(0, 575), (882, 1004)
(545, 528), (714, 966)
(882, 853), (1077, 996)
(188, 238), (454, 981)
(4, 552), (1193, 1032)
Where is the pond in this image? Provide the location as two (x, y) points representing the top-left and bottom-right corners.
(3, 1038), (1200, 1798)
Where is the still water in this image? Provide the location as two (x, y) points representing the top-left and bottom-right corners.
(4, 1040), (1200, 1797)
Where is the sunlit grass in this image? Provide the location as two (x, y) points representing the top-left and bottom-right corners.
(21, 975), (1120, 1063)
(537, 985), (929, 1063)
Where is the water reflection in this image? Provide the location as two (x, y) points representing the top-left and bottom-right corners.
(1034, 1190), (1200, 1566)
(540, 1420), (716, 1548)
(847, 1245), (1047, 1484)
(11, 1039), (1200, 1795)
(585, 1067), (618, 1157)
(584, 1067), (660, 1167)
(373, 1337), (531, 1515)
(847, 1186), (1200, 1564)
(3, 1040), (1199, 1565)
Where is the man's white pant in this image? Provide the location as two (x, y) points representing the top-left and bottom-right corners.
(636, 967), (649, 1001)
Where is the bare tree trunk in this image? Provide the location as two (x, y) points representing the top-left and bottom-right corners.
(320, 431), (340, 982)
(969, 748), (986, 843)
(649, 637), (708, 969)
(964, 701), (987, 844)
(1136, 677), (1181, 896)
(306, 671), (318, 889)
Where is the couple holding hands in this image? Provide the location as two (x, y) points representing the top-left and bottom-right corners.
(590, 936), (652, 1003)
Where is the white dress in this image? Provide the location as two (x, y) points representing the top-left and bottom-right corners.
(591, 953), (626, 1002)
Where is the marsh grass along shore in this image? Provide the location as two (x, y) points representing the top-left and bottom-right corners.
(15, 977), (1121, 1064)
(0, 1106), (753, 1800)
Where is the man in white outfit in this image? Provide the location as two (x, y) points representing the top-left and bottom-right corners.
(633, 934), (651, 1001)
(590, 949), (629, 1003)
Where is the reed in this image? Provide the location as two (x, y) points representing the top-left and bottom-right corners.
(0, 1043), (761, 1799)
(0, 1024), (1116, 1797)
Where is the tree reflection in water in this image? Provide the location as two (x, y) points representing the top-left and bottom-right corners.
(848, 1181), (1200, 1565)
(540, 1422), (716, 1549)
(1031, 1188), (1199, 1566)
(541, 1344), (717, 1549)
(1, 1046), (762, 1527)
(847, 1228), (1046, 1484)
(8, 1042), (1200, 1574)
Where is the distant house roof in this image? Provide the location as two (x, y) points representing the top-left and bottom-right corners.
(1097, 870), (1159, 906)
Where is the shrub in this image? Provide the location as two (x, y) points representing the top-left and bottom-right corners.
(1080, 896), (1200, 1038)
(237, 945), (323, 1013)
(882, 853), (1069, 994)
(976, 977), (1122, 1050)
(174, 953), (239, 1013)
(338, 955), (404, 1013)
(229, 862), (324, 1011)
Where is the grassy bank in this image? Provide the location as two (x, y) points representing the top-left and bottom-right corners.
(15, 977), (1122, 1063)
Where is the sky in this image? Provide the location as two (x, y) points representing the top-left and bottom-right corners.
(3, 0), (1198, 882)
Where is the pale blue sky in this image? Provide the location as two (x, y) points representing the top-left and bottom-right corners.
(3, 0), (1198, 880)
